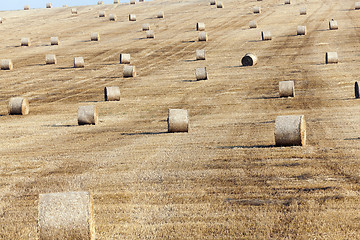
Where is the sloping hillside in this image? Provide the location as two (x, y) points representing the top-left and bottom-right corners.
(1, 0), (360, 239)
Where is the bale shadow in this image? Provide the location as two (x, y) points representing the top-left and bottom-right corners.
(121, 131), (168, 136)
(46, 124), (78, 128)
(225, 198), (291, 206)
(182, 79), (202, 82)
(57, 67), (75, 70)
(344, 137), (360, 140)
(181, 40), (196, 43)
(246, 96), (279, 100)
(184, 59), (197, 62)
(247, 40), (262, 43)
(218, 144), (275, 149)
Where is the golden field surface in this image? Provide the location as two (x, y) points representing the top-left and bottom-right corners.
(0, 0), (360, 238)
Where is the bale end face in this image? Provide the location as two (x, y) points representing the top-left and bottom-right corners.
(241, 53), (258, 66)
(195, 67), (207, 80)
(78, 106), (98, 125)
(196, 49), (206, 60)
(123, 65), (136, 77)
(275, 115), (306, 146)
(74, 57), (85, 68)
(168, 109), (189, 133)
(120, 54), (131, 64)
(104, 87), (120, 101)
(129, 14), (136, 21)
(45, 54), (57, 64)
(8, 97), (29, 115)
(279, 81), (295, 97)
(1, 59), (13, 70)
(38, 191), (95, 239)
(325, 52), (338, 64)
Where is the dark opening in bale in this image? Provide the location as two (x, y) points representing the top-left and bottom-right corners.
(241, 53), (258, 66)
(275, 115), (306, 146)
(8, 97), (29, 115)
(78, 105), (98, 125)
(104, 86), (120, 101)
(355, 82), (359, 98)
(38, 191), (95, 239)
(168, 109), (189, 133)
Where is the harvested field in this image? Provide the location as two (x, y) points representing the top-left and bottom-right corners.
(0, 0), (360, 239)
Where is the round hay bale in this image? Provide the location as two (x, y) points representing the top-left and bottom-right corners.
(157, 11), (164, 18)
(1, 59), (13, 70)
(24, 5), (30, 10)
(98, 1), (103, 4)
(38, 192), (95, 239)
(253, 6), (261, 14)
(196, 22), (205, 31)
(279, 80), (295, 97)
(78, 106), (98, 125)
(74, 57), (85, 68)
(249, 20), (257, 28)
(356, 2), (360, 10)
(261, 31), (272, 41)
(329, 19), (338, 30)
(241, 53), (258, 66)
(198, 32), (208, 41)
(99, 11), (106, 17)
(130, 0), (136, 4)
(21, 38), (30, 46)
(300, 8), (306, 15)
(297, 26), (307, 35)
(109, 14), (117, 21)
(146, 30), (155, 38)
(8, 97), (29, 115)
(50, 37), (59, 45)
(91, 32), (100, 41)
(46, 3), (52, 8)
(129, 14), (136, 21)
(284, 0), (290, 4)
(168, 109), (189, 133)
(120, 54), (131, 64)
(139, 0), (144, 2)
(195, 67), (207, 80)
(123, 65), (136, 77)
(45, 54), (57, 64)
(210, 0), (217, 5)
(355, 82), (359, 98)
(325, 52), (338, 64)
(142, 23), (150, 31)
(104, 86), (120, 101)
(114, 0), (119, 3)
(275, 115), (306, 146)
(71, 8), (77, 14)
(196, 49), (206, 60)
(217, 2), (224, 8)
(0, 18), (2, 24)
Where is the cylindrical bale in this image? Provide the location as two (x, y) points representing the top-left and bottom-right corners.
(157, 11), (164, 18)
(74, 57), (85, 68)
(146, 30), (155, 38)
(261, 31), (272, 40)
(78, 106), (98, 125)
(241, 53), (258, 66)
(71, 8), (77, 14)
(98, 1), (103, 4)
(356, 2), (360, 10)
(45, 54), (57, 64)
(195, 67), (207, 80)
(21, 38), (30, 46)
(325, 52), (338, 64)
(109, 14), (117, 21)
(279, 80), (295, 97)
(284, 0), (290, 4)
(253, 6), (261, 14)
(297, 26), (307, 35)
(104, 86), (120, 101)
(275, 115), (306, 146)
(329, 20), (338, 30)
(299, 8), (306, 15)
(142, 23), (150, 31)
(123, 65), (136, 77)
(120, 54), (131, 64)
(355, 82), (359, 98)
(249, 20), (257, 28)
(168, 109), (189, 133)
(196, 49), (206, 60)
(46, 3), (52, 8)
(217, 2), (224, 8)
(99, 11), (106, 17)
(196, 22), (205, 31)
(91, 32), (100, 41)
(139, 0), (144, 2)
(129, 14), (136, 21)
(38, 191), (95, 239)
(1, 59), (13, 70)
(198, 32), (208, 41)
(50, 37), (59, 45)
(0, 18), (2, 24)
(114, 0), (119, 3)
(210, 0), (217, 5)
(8, 97), (29, 115)
(130, 0), (136, 4)
(24, 5), (30, 10)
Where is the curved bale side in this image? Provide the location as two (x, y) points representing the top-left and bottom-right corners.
(45, 54), (57, 64)
(38, 191), (95, 239)
(196, 49), (206, 60)
(355, 82), (359, 98)
(253, 6), (261, 14)
(196, 22), (205, 31)
(120, 54), (131, 64)
(74, 57), (85, 68)
(130, 0), (136, 4)
(157, 11), (164, 18)
(123, 65), (136, 77)
(275, 115), (306, 146)
(261, 31), (272, 40)
(279, 81), (295, 97)
(91, 33), (100, 41)
(241, 53), (258, 66)
(99, 11), (106, 17)
(8, 97), (29, 115)
(146, 30), (155, 38)
(195, 67), (207, 80)
(142, 23), (150, 31)
(356, 2), (360, 10)
(71, 8), (77, 14)
(329, 20), (338, 30)
(217, 2), (224, 8)
(198, 32), (208, 41)
(284, 0), (290, 4)
(24, 5), (30, 10)
(297, 26), (307, 35)
(249, 20), (257, 28)
(78, 106), (98, 125)
(46, 3), (52, 8)
(21, 38), (30, 46)
(325, 52), (338, 64)
(114, 0), (119, 3)
(299, 8), (306, 15)
(50, 37), (59, 45)
(1, 59), (13, 70)
(104, 87), (120, 101)
(109, 14), (117, 21)
(210, 0), (217, 5)
(168, 109), (189, 133)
